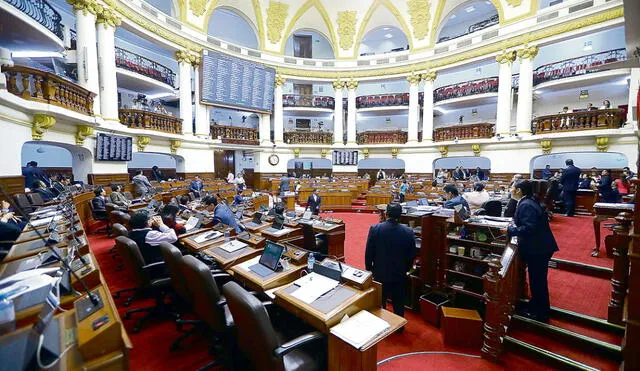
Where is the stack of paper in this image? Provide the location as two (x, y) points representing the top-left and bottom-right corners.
(193, 231), (222, 244)
(330, 310), (391, 349)
(219, 240), (247, 253)
(290, 272), (339, 304)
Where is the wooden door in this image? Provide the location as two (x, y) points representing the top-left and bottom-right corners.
(214, 150), (235, 179)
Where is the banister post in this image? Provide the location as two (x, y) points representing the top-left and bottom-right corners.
(482, 258), (504, 362)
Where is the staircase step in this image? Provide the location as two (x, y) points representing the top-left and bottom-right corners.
(549, 306), (626, 335)
(504, 336), (601, 371)
(512, 315), (622, 360)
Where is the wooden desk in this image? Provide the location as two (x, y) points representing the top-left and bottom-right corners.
(309, 220), (346, 261)
(593, 202), (635, 254)
(2, 238), (68, 263)
(576, 189), (598, 215)
(179, 229), (226, 253)
(259, 226), (302, 243)
(282, 195), (296, 210)
(203, 241), (263, 270)
(230, 256), (305, 291)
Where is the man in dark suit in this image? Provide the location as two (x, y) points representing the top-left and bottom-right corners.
(91, 187), (108, 221)
(306, 189), (322, 215)
(22, 161), (50, 189)
(365, 203), (416, 318)
(189, 175), (204, 198)
(279, 175), (290, 195)
(559, 159), (581, 216)
(508, 180), (558, 322)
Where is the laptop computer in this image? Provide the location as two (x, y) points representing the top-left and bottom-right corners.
(184, 215), (202, 232)
(405, 200), (419, 207)
(246, 212), (264, 228)
(417, 198), (429, 206)
(263, 217), (284, 234)
(249, 241), (285, 277)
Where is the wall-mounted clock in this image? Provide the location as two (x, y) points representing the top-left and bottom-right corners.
(268, 154), (279, 166)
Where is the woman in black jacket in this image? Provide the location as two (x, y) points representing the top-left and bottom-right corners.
(508, 180), (559, 322)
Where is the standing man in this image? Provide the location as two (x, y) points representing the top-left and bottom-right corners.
(306, 189), (322, 215)
(189, 175), (204, 198)
(132, 170), (154, 197)
(541, 165), (552, 180)
(559, 159), (581, 217)
(508, 180), (558, 322)
(279, 174), (290, 196)
(22, 161), (50, 189)
(399, 180), (408, 203)
(365, 203), (416, 318)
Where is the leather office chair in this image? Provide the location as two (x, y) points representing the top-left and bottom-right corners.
(123, 191), (134, 201)
(26, 193), (44, 207)
(223, 281), (326, 371)
(111, 223), (129, 270)
(113, 236), (171, 333)
(301, 223), (328, 256)
(117, 211), (131, 229)
(476, 200), (503, 217)
(13, 194), (34, 214)
(112, 223), (128, 238)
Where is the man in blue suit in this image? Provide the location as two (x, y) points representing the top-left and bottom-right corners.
(559, 159), (581, 216)
(443, 184), (470, 211)
(22, 161), (49, 189)
(365, 203), (416, 318)
(189, 175), (204, 198)
(306, 189), (322, 215)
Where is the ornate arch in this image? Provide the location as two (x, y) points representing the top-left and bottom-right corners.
(206, 5), (262, 49)
(195, 0), (264, 49)
(279, 0), (338, 55)
(431, 0), (502, 45)
(353, 0), (414, 58)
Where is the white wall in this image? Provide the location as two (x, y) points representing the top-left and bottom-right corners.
(287, 158), (332, 169)
(358, 158), (406, 169)
(283, 114), (334, 132)
(359, 27), (409, 56)
(128, 152), (177, 168)
(208, 8), (259, 50)
(357, 113), (408, 132)
(436, 60), (500, 88)
(435, 102), (497, 128)
(530, 152), (629, 170)
(282, 83), (334, 96)
(535, 27), (626, 68)
(284, 30), (334, 59)
(235, 150), (255, 173)
(357, 79), (408, 96)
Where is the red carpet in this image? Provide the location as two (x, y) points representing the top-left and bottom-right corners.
(86, 211), (615, 370)
(549, 214), (613, 269)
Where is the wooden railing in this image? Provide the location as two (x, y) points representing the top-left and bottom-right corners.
(624, 178), (640, 369)
(3, 65), (95, 115)
(7, 0), (63, 40)
(356, 130), (407, 145)
(119, 109), (182, 134)
(608, 212), (633, 324)
(533, 48), (627, 86)
(434, 77), (499, 102)
(482, 243), (524, 362)
(115, 47), (176, 87)
(282, 94), (335, 109)
(211, 125), (259, 145)
(434, 123), (494, 142)
(531, 109), (624, 134)
(284, 131), (332, 144)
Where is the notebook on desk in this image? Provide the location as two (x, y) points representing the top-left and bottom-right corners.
(219, 240), (247, 253)
(330, 310), (391, 350)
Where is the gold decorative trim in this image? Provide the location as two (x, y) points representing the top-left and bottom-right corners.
(407, 73), (421, 85)
(438, 145), (448, 157)
(516, 44), (539, 61)
(362, 148), (370, 159)
(137, 135), (151, 152)
(496, 49), (517, 65)
(274, 74), (286, 87)
(67, 0), (100, 16)
(337, 11), (358, 51)
(32, 114), (56, 140)
(75, 125), (94, 145)
(266, 1), (288, 44)
(293, 147), (300, 158)
(278, 0), (338, 55)
(190, 0), (207, 17)
(596, 136), (609, 152)
(175, 49), (201, 66)
(421, 70), (437, 82)
(541, 139), (552, 154)
(471, 144), (481, 156)
(407, 0), (430, 40)
(170, 139), (182, 154)
(391, 148), (399, 158)
(332, 79), (345, 90)
(346, 79), (359, 91)
(96, 5), (122, 28)
(353, 0), (415, 58)
(320, 148), (328, 158)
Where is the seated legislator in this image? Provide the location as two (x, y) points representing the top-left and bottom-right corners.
(463, 182), (491, 213)
(0, 202), (25, 258)
(129, 211), (178, 263)
(132, 170), (154, 197)
(443, 184), (470, 211)
(159, 204), (186, 235)
(189, 175), (204, 198)
(32, 180), (55, 202)
(202, 196), (240, 233)
(177, 195), (191, 213)
(91, 187), (108, 216)
(232, 190), (244, 206)
(51, 175), (71, 196)
(109, 184), (130, 209)
(306, 189), (322, 215)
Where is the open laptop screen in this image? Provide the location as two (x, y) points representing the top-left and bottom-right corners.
(259, 241), (285, 271)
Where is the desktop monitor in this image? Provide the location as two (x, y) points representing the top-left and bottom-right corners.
(252, 212), (262, 224)
(259, 241), (285, 271)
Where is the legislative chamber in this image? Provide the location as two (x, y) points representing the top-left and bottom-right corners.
(0, 0), (639, 370)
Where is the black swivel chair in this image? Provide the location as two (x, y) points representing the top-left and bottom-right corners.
(13, 194), (34, 214)
(223, 281), (326, 371)
(476, 200), (503, 217)
(301, 223), (328, 256)
(111, 223), (129, 270)
(26, 192), (45, 207)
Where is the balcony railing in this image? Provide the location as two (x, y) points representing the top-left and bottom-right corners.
(357, 130), (407, 145)
(533, 48), (627, 86)
(284, 131), (333, 145)
(70, 29), (77, 50)
(438, 14), (499, 43)
(211, 125), (259, 145)
(434, 123), (495, 142)
(115, 47), (176, 87)
(531, 109), (624, 134)
(7, 0), (63, 40)
(356, 93), (409, 109)
(283, 94), (335, 109)
(119, 109), (183, 134)
(3, 65), (95, 115)
(434, 76), (499, 103)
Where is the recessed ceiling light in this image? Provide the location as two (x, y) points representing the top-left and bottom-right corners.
(465, 6), (475, 12)
(384, 33), (393, 39)
(383, 27), (391, 31)
(450, 14), (457, 19)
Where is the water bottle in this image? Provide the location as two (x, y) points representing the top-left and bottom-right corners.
(307, 253), (315, 271)
(224, 230), (231, 243)
(0, 296), (15, 335)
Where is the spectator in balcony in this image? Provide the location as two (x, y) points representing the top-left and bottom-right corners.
(22, 161), (50, 190)
(600, 100), (611, 109)
(151, 166), (166, 182)
(133, 170), (153, 197)
(586, 103), (597, 111)
(463, 182), (491, 213)
(560, 159), (581, 217)
(189, 175), (204, 198)
(443, 184), (470, 211)
(376, 169), (386, 181)
(542, 165), (552, 180)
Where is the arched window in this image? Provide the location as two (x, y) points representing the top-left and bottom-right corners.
(359, 26), (409, 56)
(284, 30), (334, 59)
(437, 0), (498, 43)
(207, 8), (259, 50)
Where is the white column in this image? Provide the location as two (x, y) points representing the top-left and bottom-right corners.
(495, 50), (516, 136)
(346, 80), (358, 145)
(96, 8), (120, 121)
(421, 71), (437, 142)
(193, 64), (209, 136)
(176, 51), (193, 135)
(332, 80), (344, 145)
(407, 74), (421, 142)
(259, 113), (272, 145)
(515, 45), (538, 136)
(274, 75), (285, 144)
(71, 2), (100, 115)
(627, 68), (639, 128)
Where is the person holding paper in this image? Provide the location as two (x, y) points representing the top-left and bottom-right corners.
(365, 202), (416, 318)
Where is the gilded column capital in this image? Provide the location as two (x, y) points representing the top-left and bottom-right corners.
(175, 50), (200, 66)
(293, 148), (301, 158)
(67, 0), (100, 16)
(332, 80), (345, 91)
(96, 6), (121, 28)
(170, 139), (182, 154)
(32, 114), (56, 140)
(75, 125), (94, 145)
(496, 50), (516, 65)
(439, 145), (448, 157)
(362, 148), (370, 159)
(596, 136), (609, 152)
(274, 75), (286, 88)
(407, 73), (421, 86)
(540, 139), (552, 154)
(137, 136), (151, 152)
(517, 44), (539, 61)
(320, 148), (328, 158)
(346, 79), (359, 91)
(420, 71), (437, 82)
(472, 144), (481, 156)
(391, 148), (399, 159)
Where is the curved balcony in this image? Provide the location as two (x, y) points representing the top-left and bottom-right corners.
(283, 94), (334, 109)
(531, 109), (624, 135)
(3, 65), (95, 115)
(119, 109), (182, 134)
(6, 0), (63, 40)
(211, 125), (258, 145)
(533, 48), (627, 86)
(357, 130), (407, 145)
(284, 131), (332, 145)
(434, 123), (495, 142)
(115, 47), (176, 87)
(438, 14), (499, 43)
(356, 93), (409, 109)
(434, 77), (499, 103)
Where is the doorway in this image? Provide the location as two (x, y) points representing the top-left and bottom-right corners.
(293, 34), (312, 58)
